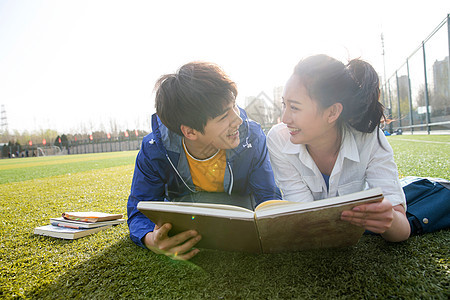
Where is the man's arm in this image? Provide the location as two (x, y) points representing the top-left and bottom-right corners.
(143, 224), (201, 260)
(247, 124), (282, 205)
(127, 140), (202, 259)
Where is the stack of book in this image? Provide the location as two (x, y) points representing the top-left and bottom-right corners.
(34, 212), (125, 239)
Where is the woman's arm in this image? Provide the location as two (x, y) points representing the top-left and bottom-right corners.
(341, 200), (411, 242)
(382, 204), (411, 241)
(365, 130), (406, 209)
(341, 130), (410, 241)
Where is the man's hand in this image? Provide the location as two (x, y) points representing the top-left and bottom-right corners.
(144, 223), (202, 260)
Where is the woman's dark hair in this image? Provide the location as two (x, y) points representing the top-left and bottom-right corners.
(293, 54), (385, 134)
(154, 62), (237, 136)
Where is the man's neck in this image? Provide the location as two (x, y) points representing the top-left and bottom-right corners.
(183, 138), (219, 160)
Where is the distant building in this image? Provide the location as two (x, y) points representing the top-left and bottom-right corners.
(1, 104), (7, 133)
(273, 86), (284, 113)
(432, 56), (449, 99)
(244, 91), (282, 133)
(397, 75), (409, 97)
(431, 56), (450, 117)
(244, 96), (256, 107)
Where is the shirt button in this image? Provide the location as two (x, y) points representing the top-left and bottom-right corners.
(423, 218), (429, 224)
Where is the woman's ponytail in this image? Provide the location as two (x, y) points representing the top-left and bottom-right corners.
(345, 59), (385, 133)
(293, 55), (385, 136)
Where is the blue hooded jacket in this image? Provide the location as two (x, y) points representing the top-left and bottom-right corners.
(127, 107), (282, 248)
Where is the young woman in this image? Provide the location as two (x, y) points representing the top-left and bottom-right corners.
(267, 54), (410, 242)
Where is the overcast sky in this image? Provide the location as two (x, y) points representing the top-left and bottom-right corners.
(1, 0), (449, 133)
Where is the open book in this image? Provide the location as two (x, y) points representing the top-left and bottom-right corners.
(137, 188), (383, 253)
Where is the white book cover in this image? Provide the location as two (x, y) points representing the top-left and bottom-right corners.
(34, 224), (112, 239)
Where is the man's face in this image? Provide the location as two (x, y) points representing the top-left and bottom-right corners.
(194, 101), (243, 157)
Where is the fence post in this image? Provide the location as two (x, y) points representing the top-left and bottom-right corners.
(406, 59), (414, 134)
(387, 80), (393, 133)
(422, 41), (431, 134)
(447, 14), (450, 109)
(395, 71), (402, 128)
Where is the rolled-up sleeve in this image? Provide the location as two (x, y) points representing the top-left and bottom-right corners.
(366, 131), (406, 209)
(127, 141), (166, 248)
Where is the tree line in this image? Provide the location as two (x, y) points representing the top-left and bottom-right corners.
(0, 128), (149, 158)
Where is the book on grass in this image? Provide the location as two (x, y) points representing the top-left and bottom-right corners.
(62, 212), (123, 223)
(137, 188), (383, 253)
(34, 224), (112, 240)
(50, 217), (126, 229)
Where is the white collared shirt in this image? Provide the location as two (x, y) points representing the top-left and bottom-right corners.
(267, 123), (406, 208)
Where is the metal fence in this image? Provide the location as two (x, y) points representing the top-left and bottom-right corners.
(382, 14), (450, 134)
(1, 137), (142, 158)
(67, 138), (142, 155)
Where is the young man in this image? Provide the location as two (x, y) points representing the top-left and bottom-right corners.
(127, 62), (281, 260)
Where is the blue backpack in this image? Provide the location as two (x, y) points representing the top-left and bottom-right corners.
(401, 176), (450, 235)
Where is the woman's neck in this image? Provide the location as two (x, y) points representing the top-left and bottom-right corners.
(306, 127), (341, 176)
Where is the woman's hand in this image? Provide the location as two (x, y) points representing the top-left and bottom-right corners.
(341, 198), (410, 242)
(144, 223), (202, 260)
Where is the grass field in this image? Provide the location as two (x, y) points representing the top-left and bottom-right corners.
(1, 136), (449, 299)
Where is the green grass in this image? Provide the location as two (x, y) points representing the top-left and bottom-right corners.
(389, 134), (450, 142)
(1, 140), (449, 299)
(388, 135), (450, 179)
(0, 152), (138, 184)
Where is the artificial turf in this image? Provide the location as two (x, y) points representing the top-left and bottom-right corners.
(0, 137), (449, 299)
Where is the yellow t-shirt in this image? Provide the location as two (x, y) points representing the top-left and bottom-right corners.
(183, 140), (226, 192)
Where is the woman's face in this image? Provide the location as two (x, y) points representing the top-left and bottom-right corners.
(281, 75), (336, 145)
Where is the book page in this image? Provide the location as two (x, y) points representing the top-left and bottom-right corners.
(256, 203), (367, 253)
(62, 212), (123, 222)
(255, 188), (383, 218)
(137, 202), (254, 219)
(63, 212), (122, 218)
(255, 200), (290, 210)
(254, 188), (384, 253)
(50, 217), (125, 228)
(34, 224), (112, 239)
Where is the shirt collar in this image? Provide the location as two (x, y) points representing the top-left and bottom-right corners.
(282, 138), (301, 154)
(281, 134), (316, 171)
(280, 125), (361, 167)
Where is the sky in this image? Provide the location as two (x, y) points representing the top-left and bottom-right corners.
(1, 0), (449, 134)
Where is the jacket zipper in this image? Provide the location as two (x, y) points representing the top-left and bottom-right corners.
(227, 161), (233, 194)
(165, 154), (197, 194)
(166, 153), (234, 195)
